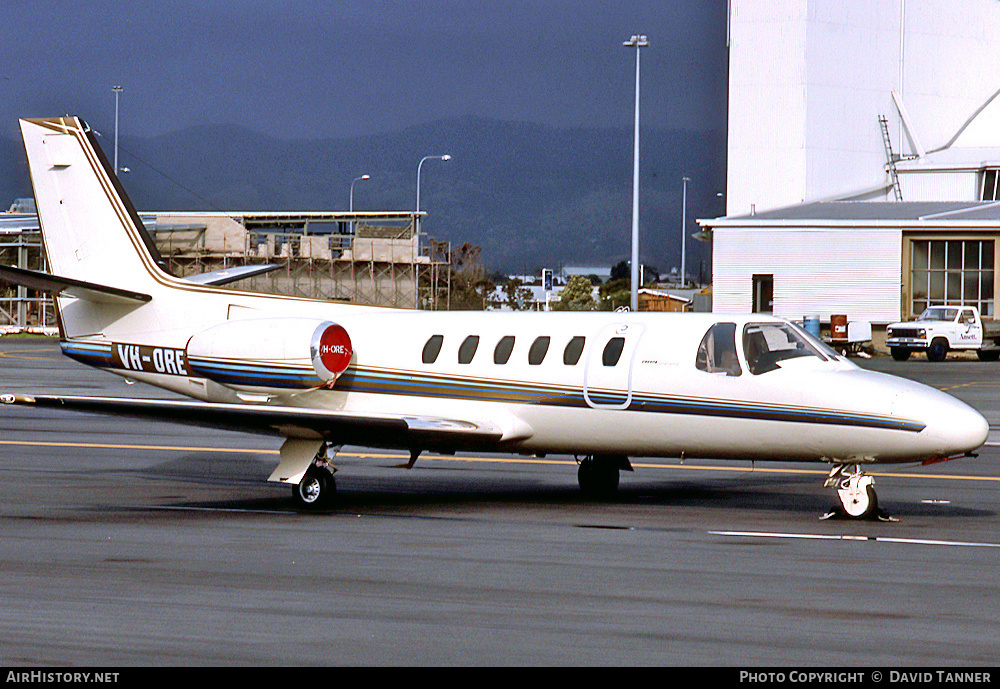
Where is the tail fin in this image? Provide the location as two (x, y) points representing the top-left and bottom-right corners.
(19, 117), (170, 296)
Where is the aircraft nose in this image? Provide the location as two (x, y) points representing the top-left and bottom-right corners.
(898, 386), (989, 458)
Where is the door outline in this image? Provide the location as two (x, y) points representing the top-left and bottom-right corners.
(582, 322), (645, 410)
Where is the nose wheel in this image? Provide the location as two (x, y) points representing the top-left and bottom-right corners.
(823, 464), (895, 521)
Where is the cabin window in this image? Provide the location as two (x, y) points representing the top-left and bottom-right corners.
(743, 322), (825, 375)
(602, 337), (625, 366)
(695, 322), (741, 376)
(422, 335), (444, 364)
(458, 335), (480, 364)
(528, 336), (550, 365)
(563, 336), (585, 365)
(494, 336), (515, 364)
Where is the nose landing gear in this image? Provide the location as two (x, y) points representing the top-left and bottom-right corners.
(822, 464), (897, 521)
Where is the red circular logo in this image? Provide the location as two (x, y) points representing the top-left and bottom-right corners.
(318, 324), (352, 376)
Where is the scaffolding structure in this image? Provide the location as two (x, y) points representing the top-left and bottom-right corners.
(0, 210), (453, 330)
(0, 214), (53, 331)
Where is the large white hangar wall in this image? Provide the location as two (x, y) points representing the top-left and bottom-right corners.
(712, 226), (903, 324)
(727, 0), (1000, 216)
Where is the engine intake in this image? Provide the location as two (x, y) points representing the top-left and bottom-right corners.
(186, 318), (353, 389)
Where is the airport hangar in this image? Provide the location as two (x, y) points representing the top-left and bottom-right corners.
(701, 200), (1000, 331)
(705, 0), (1000, 338)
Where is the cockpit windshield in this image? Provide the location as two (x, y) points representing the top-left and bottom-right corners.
(743, 322), (829, 375)
(917, 307), (958, 321)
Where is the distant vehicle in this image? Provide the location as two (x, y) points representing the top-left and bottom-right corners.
(886, 306), (1000, 362)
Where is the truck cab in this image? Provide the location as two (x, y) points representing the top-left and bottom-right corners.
(886, 306), (1000, 361)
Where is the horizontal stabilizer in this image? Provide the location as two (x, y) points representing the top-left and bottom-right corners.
(183, 264), (282, 286)
(0, 265), (151, 304)
(0, 393), (505, 452)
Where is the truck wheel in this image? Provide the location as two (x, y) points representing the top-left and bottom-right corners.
(890, 347), (911, 362)
(977, 350), (1000, 362)
(927, 338), (949, 362)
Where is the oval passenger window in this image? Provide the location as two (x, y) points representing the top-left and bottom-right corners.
(602, 337), (625, 366)
(422, 335), (444, 364)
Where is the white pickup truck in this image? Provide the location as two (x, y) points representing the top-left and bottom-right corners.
(886, 305), (1000, 361)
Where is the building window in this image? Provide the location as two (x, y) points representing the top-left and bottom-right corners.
(911, 239), (994, 316)
(983, 170), (999, 201)
(752, 274), (773, 313)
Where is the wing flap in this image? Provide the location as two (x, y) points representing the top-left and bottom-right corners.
(1, 393), (506, 451)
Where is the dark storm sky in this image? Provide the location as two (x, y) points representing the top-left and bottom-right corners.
(1, 1), (729, 140)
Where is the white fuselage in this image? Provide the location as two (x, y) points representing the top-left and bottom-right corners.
(58, 285), (988, 466)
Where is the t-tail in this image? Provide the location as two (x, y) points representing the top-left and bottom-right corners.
(18, 117), (172, 304)
(10, 117), (278, 340)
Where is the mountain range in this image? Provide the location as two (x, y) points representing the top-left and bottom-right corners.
(0, 117), (725, 277)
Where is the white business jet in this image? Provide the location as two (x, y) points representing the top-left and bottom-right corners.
(0, 117), (989, 518)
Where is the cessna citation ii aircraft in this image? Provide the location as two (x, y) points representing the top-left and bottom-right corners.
(0, 117), (990, 518)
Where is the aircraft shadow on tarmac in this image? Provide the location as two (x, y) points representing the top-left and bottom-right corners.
(120, 459), (994, 521)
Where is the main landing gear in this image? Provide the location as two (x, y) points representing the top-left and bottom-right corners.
(292, 445), (337, 509)
(577, 455), (632, 498)
(822, 463), (896, 521)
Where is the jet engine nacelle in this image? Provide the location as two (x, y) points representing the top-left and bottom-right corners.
(186, 317), (353, 387)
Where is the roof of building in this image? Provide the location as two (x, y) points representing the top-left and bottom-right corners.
(701, 200), (1000, 226)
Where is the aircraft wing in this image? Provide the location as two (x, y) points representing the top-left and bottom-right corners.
(0, 393), (506, 451)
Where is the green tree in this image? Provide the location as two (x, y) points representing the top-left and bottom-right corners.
(449, 242), (495, 310)
(552, 274), (597, 311)
(598, 278), (630, 311)
(501, 277), (534, 311)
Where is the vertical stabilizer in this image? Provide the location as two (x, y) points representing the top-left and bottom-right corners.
(19, 117), (169, 296)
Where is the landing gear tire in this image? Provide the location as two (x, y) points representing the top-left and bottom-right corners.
(293, 466), (336, 509)
(578, 455), (620, 498)
(837, 473), (878, 519)
(822, 464), (895, 521)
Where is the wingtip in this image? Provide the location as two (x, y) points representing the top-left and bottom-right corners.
(1, 393), (36, 405)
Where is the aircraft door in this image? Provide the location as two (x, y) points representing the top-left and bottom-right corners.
(583, 322), (645, 409)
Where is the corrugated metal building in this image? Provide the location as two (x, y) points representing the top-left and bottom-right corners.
(713, 1), (1000, 330)
(703, 201), (1000, 325)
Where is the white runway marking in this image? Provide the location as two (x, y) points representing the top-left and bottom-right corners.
(709, 530), (1000, 549)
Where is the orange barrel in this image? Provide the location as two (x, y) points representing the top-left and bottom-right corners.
(830, 314), (848, 343)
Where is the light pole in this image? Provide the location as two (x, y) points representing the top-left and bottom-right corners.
(416, 155), (451, 215)
(624, 34), (648, 311)
(416, 155), (450, 311)
(416, 154), (451, 241)
(350, 174), (369, 234)
(350, 174), (370, 212)
(112, 85), (123, 174)
(681, 176), (691, 287)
